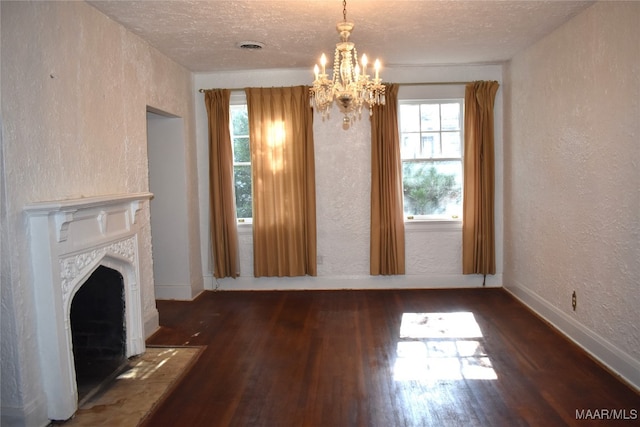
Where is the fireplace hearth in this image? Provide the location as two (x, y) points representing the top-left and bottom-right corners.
(24, 193), (152, 421)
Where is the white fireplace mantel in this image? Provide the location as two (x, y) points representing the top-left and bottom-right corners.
(24, 192), (152, 421)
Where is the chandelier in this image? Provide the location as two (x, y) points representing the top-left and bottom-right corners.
(310, 0), (385, 127)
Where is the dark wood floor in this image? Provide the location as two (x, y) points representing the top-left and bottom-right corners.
(142, 289), (639, 427)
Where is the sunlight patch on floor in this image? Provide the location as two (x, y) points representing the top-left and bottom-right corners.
(117, 348), (177, 380)
(394, 312), (498, 381)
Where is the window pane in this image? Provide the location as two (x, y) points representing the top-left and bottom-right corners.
(421, 133), (440, 158)
(233, 137), (251, 163)
(402, 161), (462, 218)
(441, 103), (461, 131)
(420, 104), (440, 131)
(441, 132), (461, 158)
(231, 106), (249, 135)
(234, 165), (252, 219)
(401, 133), (421, 159)
(400, 104), (420, 132)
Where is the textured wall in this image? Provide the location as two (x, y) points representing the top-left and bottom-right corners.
(504, 1), (640, 384)
(314, 109), (373, 277)
(0, 2), (197, 425)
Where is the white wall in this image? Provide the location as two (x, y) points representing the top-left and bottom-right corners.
(504, 1), (640, 389)
(194, 64), (503, 290)
(0, 2), (199, 425)
(148, 112), (202, 300)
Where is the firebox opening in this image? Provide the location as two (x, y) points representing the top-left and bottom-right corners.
(70, 265), (127, 402)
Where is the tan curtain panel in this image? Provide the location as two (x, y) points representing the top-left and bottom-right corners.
(370, 84), (406, 275)
(245, 86), (317, 277)
(204, 89), (239, 279)
(462, 81), (499, 275)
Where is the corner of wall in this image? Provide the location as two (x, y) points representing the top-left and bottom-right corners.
(144, 308), (160, 339)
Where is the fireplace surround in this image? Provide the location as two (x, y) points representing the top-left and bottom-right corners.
(24, 192), (152, 421)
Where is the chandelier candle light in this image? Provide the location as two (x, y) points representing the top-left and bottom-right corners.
(310, 0), (386, 127)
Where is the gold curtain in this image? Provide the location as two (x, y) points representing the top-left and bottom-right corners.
(462, 81), (499, 275)
(204, 89), (239, 278)
(370, 84), (405, 275)
(245, 86), (317, 277)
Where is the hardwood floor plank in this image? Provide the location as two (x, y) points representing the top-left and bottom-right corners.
(141, 289), (639, 427)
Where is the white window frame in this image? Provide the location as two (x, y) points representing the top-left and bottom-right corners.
(399, 98), (464, 224)
(229, 92), (252, 226)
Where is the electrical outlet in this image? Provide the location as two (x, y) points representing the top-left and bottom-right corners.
(572, 291), (577, 311)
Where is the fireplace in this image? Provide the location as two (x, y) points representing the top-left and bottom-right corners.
(24, 192), (152, 421)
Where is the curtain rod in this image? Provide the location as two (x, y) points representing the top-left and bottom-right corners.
(397, 81), (470, 86)
(198, 81), (471, 93)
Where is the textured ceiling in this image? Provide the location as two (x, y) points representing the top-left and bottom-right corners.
(87, 0), (595, 73)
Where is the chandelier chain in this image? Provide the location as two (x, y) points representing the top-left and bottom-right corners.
(343, 0), (347, 21)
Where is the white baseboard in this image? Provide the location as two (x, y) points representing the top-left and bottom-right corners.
(205, 273), (502, 291)
(154, 283), (196, 300)
(505, 282), (640, 392)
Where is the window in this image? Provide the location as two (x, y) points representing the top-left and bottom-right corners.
(399, 100), (463, 221)
(230, 104), (252, 222)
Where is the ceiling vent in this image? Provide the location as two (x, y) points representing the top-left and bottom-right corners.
(238, 41), (265, 50)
